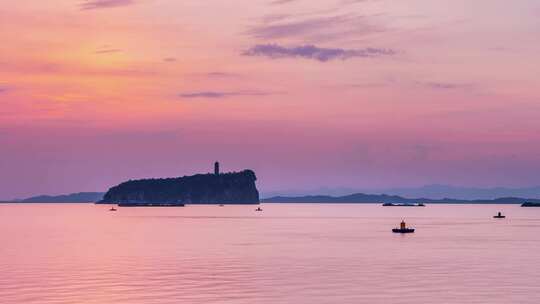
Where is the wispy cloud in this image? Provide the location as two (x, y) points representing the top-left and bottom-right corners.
(94, 48), (123, 54)
(421, 82), (474, 90)
(179, 90), (278, 99)
(188, 72), (243, 79)
(260, 14), (291, 24)
(271, 0), (371, 6)
(342, 82), (389, 89)
(342, 80), (475, 91)
(205, 72), (241, 78)
(0, 60), (154, 78)
(247, 14), (383, 43)
(80, 0), (135, 10)
(340, 0), (371, 4)
(0, 86), (7, 93)
(242, 44), (395, 62)
(163, 57), (177, 62)
(270, 0), (297, 4)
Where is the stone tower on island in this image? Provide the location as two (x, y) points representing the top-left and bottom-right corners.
(214, 161), (220, 175)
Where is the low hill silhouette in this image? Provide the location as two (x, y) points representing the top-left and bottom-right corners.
(18, 192), (105, 203)
(263, 193), (540, 204)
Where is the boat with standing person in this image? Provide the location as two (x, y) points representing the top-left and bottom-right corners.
(392, 220), (415, 233)
(493, 212), (505, 218)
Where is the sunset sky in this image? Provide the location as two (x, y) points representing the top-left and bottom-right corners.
(1, 0), (540, 199)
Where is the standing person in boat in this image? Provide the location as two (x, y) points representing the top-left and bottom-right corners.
(393, 220), (415, 233)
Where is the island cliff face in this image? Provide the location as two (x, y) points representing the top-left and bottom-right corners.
(99, 170), (259, 204)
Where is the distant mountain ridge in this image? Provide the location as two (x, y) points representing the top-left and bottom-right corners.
(18, 192), (105, 203)
(368, 184), (540, 200)
(10, 185), (540, 204)
(262, 185), (540, 200)
(263, 193), (540, 204)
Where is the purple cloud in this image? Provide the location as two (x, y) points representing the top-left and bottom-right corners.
(179, 90), (278, 99)
(242, 44), (395, 62)
(80, 0), (135, 10)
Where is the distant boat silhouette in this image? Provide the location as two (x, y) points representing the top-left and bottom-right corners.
(521, 202), (540, 207)
(255, 207), (263, 212)
(109, 205), (117, 211)
(392, 220), (415, 233)
(382, 202), (425, 207)
(493, 212), (505, 219)
(219, 204), (225, 207)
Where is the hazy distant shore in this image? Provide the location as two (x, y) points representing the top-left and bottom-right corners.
(6, 189), (540, 205)
(262, 193), (540, 204)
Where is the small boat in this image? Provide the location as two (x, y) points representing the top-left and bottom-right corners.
(493, 212), (505, 219)
(383, 202), (425, 207)
(392, 220), (415, 233)
(219, 204), (225, 207)
(109, 206), (117, 211)
(255, 207), (263, 211)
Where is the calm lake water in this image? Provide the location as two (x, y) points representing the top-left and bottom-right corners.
(1, 203), (540, 304)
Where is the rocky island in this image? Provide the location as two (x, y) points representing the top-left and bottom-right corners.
(98, 163), (259, 205)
